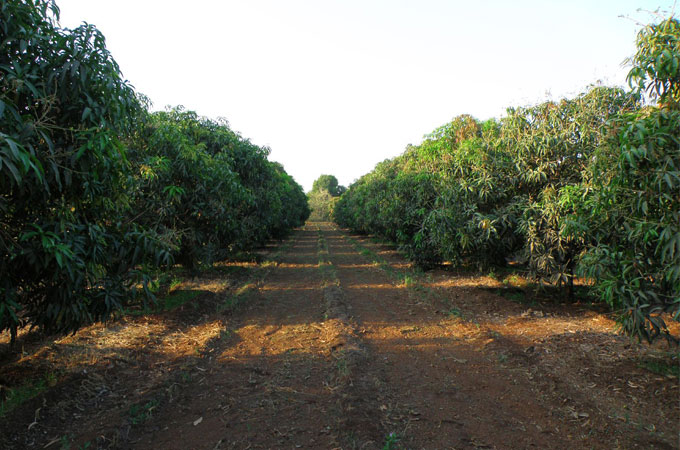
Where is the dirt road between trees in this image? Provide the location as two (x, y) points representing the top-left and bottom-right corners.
(1, 222), (678, 449)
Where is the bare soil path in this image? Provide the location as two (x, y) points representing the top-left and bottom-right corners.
(1, 222), (677, 449)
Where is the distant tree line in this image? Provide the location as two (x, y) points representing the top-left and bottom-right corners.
(308, 174), (345, 220)
(335, 17), (680, 343)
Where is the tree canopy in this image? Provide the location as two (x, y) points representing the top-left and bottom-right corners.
(311, 174), (345, 197)
(335, 17), (680, 343)
(308, 174), (345, 220)
(0, 0), (309, 339)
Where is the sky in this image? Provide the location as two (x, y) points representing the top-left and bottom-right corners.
(57, 0), (677, 192)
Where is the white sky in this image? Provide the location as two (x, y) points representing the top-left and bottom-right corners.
(57, 0), (677, 192)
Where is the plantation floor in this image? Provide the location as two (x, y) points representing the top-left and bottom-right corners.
(0, 222), (678, 449)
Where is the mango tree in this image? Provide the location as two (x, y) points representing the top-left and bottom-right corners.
(0, 0), (171, 339)
(580, 18), (680, 342)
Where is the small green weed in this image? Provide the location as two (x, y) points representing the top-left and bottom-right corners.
(336, 355), (350, 378)
(180, 371), (192, 383)
(497, 288), (533, 306)
(162, 290), (200, 311)
(507, 292), (524, 302)
(125, 288), (200, 316)
(0, 372), (57, 417)
(220, 329), (233, 341)
(638, 356), (679, 378)
(128, 399), (159, 425)
(401, 275), (415, 288)
(502, 274), (525, 287)
(169, 276), (184, 291)
(59, 435), (71, 450)
(60, 440), (91, 450)
(383, 432), (400, 450)
(447, 308), (463, 318)
(219, 283), (257, 312)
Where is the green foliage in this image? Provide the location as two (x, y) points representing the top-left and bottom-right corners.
(0, 0), (172, 339)
(580, 109), (679, 340)
(578, 17), (680, 343)
(637, 354), (679, 377)
(0, 372), (56, 417)
(163, 290), (199, 310)
(336, 16), (679, 342)
(337, 87), (636, 271)
(308, 188), (337, 221)
(382, 432), (400, 450)
(627, 18), (680, 107)
(128, 108), (308, 272)
(0, 0), (308, 339)
(309, 174), (344, 220)
(128, 399), (159, 425)
(311, 174), (345, 196)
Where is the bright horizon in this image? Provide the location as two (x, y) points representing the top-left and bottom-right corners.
(57, 0), (676, 192)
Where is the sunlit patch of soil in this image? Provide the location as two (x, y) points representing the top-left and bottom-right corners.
(219, 322), (327, 359)
(275, 262), (318, 269)
(260, 285), (318, 292)
(0, 262), (255, 446)
(345, 283), (398, 290)
(335, 263), (380, 269)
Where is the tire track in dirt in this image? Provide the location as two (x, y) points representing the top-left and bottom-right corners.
(126, 225), (361, 449)
(339, 227), (679, 450)
(6, 222), (673, 449)
(126, 223), (417, 449)
(314, 224), (391, 448)
(322, 222), (583, 449)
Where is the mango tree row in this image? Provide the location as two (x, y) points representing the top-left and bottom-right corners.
(335, 18), (679, 343)
(0, 0), (309, 339)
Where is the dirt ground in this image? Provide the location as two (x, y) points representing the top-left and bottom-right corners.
(0, 222), (678, 449)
